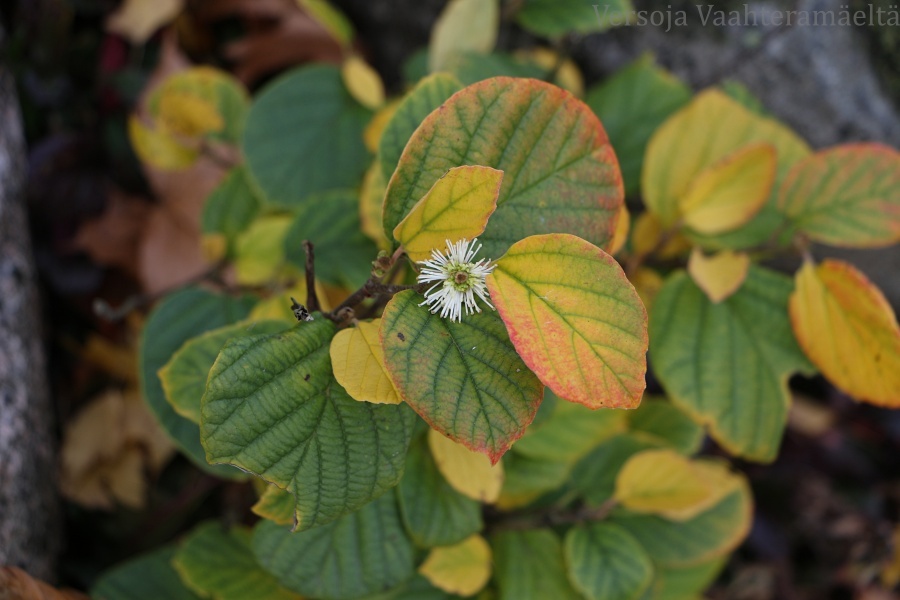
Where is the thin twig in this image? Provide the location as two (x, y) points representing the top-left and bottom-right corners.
(303, 240), (321, 313)
(486, 499), (618, 533)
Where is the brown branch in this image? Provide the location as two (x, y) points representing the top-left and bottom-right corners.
(302, 240), (320, 313)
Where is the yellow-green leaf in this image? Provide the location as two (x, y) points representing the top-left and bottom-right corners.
(297, 0), (354, 47)
(486, 233), (647, 409)
(342, 55), (385, 110)
(418, 535), (492, 597)
(360, 161), (390, 249)
(428, 0), (499, 72)
(679, 143), (777, 234)
(234, 216), (295, 286)
(776, 143), (900, 247)
(687, 248), (750, 303)
(393, 166), (502, 262)
(789, 259), (900, 407)
(644, 89), (810, 228)
(128, 116), (198, 170)
(613, 449), (712, 517)
(249, 282), (332, 322)
(330, 319), (401, 404)
(251, 485), (295, 527)
(428, 429), (503, 503)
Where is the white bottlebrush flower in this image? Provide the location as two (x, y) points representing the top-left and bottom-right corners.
(417, 238), (496, 323)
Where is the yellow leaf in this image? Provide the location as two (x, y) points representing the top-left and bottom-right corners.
(631, 212), (691, 259)
(659, 459), (744, 521)
(486, 234), (648, 409)
(201, 233), (228, 263)
(157, 90), (225, 138)
(428, 429), (503, 503)
(609, 203), (630, 256)
(128, 115), (198, 170)
(363, 100), (401, 153)
(360, 162), (390, 249)
(418, 535), (492, 597)
(429, 0), (499, 72)
(393, 166), (502, 262)
(342, 55), (385, 110)
(249, 281), (332, 322)
(105, 0), (183, 44)
(614, 449), (713, 516)
(330, 320), (401, 404)
(644, 89), (811, 227)
(790, 259), (900, 407)
(687, 248), (751, 303)
(234, 216), (295, 286)
(679, 143), (777, 234)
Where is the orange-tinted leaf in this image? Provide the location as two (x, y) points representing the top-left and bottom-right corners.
(777, 144), (900, 247)
(687, 248), (750, 303)
(487, 233), (647, 409)
(790, 260), (900, 407)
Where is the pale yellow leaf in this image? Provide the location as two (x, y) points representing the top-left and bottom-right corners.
(105, 0), (183, 44)
(428, 428), (503, 503)
(614, 449), (713, 517)
(363, 100), (401, 153)
(418, 535), (492, 597)
(790, 259), (900, 407)
(393, 166), (502, 262)
(342, 55), (385, 110)
(679, 143), (777, 234)
(429, 0), (499, 72)
(609, 203), (630, 256)
(687, 248), (751, 303)
(644, 89), (811, 227)
(631, 211), (691, 259)
(157, 90), (225, 138)
(330, 320), (401, 404)
(360, 161), (390, 249)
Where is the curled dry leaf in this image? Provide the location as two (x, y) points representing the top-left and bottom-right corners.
(60, 389), (174, 510)
(106, 0), (184, 45)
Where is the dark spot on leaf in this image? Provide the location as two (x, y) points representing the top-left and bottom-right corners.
(397, 332), (405, 342)
(304, 374), (310, 381)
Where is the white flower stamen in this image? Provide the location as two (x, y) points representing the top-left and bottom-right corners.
(416, 238), (496, 322)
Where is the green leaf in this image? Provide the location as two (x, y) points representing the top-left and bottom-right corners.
(159, 320), (289, 424)
(242, 65), (372, 208)
(283, 189), (378, 289)
(644, 557), (727, 600)
(649, 266), (814, 462)
(512, 391), (626, 463)
(515, 0), (633, 37)
(492, 529), (582, 600)
(428, 0), (499, 73)
(379, 72), (463, 183)
(625, 398), (704, 455)
(775, 143), (900, 247)
(571, 434), (663, 506)
(201, 166), (263, 252)
(382, 77), (624, 259)
(564, 522), (654, 600)
(173, 522), (300, 600)
(252, 485), (296, 526)
(397, 434), (483, 548)
(359, 575), (457, 600)
(380, 290), (543, 463)
(92, 547), (201, 600)
(252, 493), (415, 599)
(447, 52), (545, 87)
(486, 233), (648, 410)
(200, 319), (415, 530)
(139, 288), (255, 479)
(612, 483), (752, 568)
(585, 55), (691, 196)
(498, 449), (571, 509)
